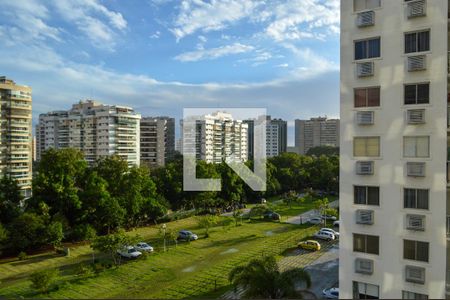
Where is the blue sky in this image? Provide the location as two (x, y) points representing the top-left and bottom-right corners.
(0, 0), (340, 145)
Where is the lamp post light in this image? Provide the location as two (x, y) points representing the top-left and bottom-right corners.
(162, 224), (167, 252)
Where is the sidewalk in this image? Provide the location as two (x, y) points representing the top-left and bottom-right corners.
(284, 200), (339, 225)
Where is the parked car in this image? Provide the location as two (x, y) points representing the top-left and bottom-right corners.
(322, 287), (339, 299)
(177, 230), (198, 241)
(298, 240), (321, 251)
(319, 228), (339, 238)
(263, 211), (281, 221)
(321, 214), (337, 221)
(135, 242), (154, 252)
(333, 220), (340, 227)
(313, 231), (335, 241)
(308, 217), (322, 225)
(117, 246), (142, 259)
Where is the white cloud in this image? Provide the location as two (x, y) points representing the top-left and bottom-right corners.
(174, 43), (254, 62)
(150, 31), (161, 39)
(51, 0), (127, 50)
(170, 0), (259, 41)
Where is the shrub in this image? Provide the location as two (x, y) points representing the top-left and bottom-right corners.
(76, 264), (94, 277)
(18, 251), (27, 260)
(29, 269), (59, 293)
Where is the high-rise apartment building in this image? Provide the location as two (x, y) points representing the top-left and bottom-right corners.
(295, 117), (340, 155)
(36, 100), (141, 166)
(341, 1), (448, 298)
(182, 111), (248, 164)
(140, 116), (175, 167)
(0, 77), (32, 197)
(244, 116), (287, 159)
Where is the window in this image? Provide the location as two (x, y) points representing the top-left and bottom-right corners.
(355, 38), (381, 60)
(405, 31), (430, 54)
(404, 84), (429, 105)
(354, 0), (381, 11)
(402, 291), (428, 300)
(403, 240), (429, 262)
(404, 188), (429, 209)
(403, 136), (429, 158)
(353, 281), (380, 299)
(354, 87), (380, 107)
(354, 234), (379, 254)
(354, 137), (380, 157)
(354, 186), (380, 205)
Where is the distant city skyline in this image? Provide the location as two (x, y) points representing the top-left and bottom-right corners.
(0, 0), (340, 145)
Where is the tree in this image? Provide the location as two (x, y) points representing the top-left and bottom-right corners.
(93, 155), (128, 198)
(248, 205), (268, 219)
(314, 198), (329, 227)
(91, 230), (139, 265)
(229, 256), (312, 299)
(284, 190), (300, 209)
(46, 221), (64, 250)
(0, 175), (22, 224)
(30, 269), (59, 294)
(197, 215), (219, 238)
(306, 146), (339, 157)
(0, 223), (8, 243)
(8, 212), (47, 250)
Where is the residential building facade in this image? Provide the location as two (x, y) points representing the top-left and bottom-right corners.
(36, 100), (141, 166)
(182, 111), (248, 164)
(340, 0), (448, 298)
(0, 77), (32, 197)
(295, 117), (340, 155)
(245, 116), (287, 159)
(140, 116), (175, 167)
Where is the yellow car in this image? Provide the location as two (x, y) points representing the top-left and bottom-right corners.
(298, 240), (321, 251)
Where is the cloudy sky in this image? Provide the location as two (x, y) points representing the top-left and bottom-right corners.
(0, 0), (340, 145)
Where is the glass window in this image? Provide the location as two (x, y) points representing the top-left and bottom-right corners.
(354, 137), (380, 157)
(403, 136), (430, 158)
(403, 240), (429, 262)
(402, 291), (428, 300)
(405, 31), (430, 54)
(404, 84), (429, 105)
(355, 38), (381, 60)
(353, 281), (380, 299)
(354, 87), (380, 107)
(354, 186), (380, 206)
(354, 0), (381, 12)
(354, 234), (379, 255)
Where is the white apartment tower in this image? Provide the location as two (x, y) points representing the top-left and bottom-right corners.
(183, 112), (248, 164)
(140, 116), (175, 167)
(295, 117), (340, 155)
(36, 100), (141, 166)
(341, 0), (448, 299)
(0, 77), (32, 197)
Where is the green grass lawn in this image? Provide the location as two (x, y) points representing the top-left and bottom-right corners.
(0, 214), (320, 299)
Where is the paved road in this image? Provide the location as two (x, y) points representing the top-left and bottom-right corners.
(284, 200), (339, 225)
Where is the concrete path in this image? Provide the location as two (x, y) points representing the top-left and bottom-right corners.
(220, 208), (250, 217)
(284, 200), (339, 225)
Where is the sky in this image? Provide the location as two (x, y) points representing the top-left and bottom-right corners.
(0, 0), (340, 145)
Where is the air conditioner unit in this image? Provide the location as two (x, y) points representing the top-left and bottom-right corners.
(407, 0), (426, 18)
(406, 214), (425, 231)
(357, 111), (374, 125)
(406, 162), (425, 177)
(407, 55), (426, 72)
(355, 258), (374, 275)
(356, 161), (374, 175)
(407, 109), (425, 124)
(356, 11), (375, 27)
(356, 209), (374, 225)
(357, 62), (374, 77)
(405, 265), (425, 284)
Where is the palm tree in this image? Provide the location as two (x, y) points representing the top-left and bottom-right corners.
(228, 255), (313, 299)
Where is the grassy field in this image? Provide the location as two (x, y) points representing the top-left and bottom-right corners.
(0, 201), (325, 299)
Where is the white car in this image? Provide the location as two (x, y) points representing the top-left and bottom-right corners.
(178, 230), (198, 241)
(117, 246), (142, 259)
(322, 287), (339, 299)
(308, 217), (322, 225)
(319, 228), (339, 238)
(135, 242), (154, 252)
(313, 231), (335, 241)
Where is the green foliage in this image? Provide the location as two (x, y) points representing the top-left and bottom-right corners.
(91, 230), (140, 265)
(75, 263), (95, 278)
(0, 175), (22, 224)
(306, 146), (339, 157)
(228, 255), (311, 299)
(9, 212), (47, 251)
(47, 221), (64, 248)
(197, 215), (219, 237)
(29, 268), (59, 294)
(0, 223), (8, 244)
(18, 251), (27, 260)
(248, 205), (268, 219)
(71, 224), (97, 242)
